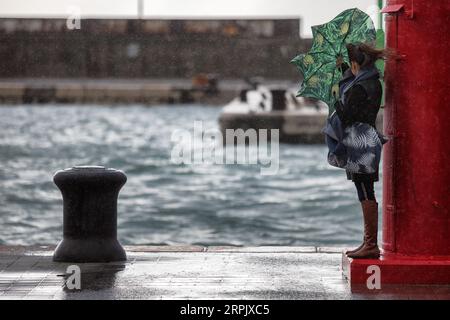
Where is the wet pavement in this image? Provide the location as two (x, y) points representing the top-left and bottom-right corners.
(0, 246), (449, 300)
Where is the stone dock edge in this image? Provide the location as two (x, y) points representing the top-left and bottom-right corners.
(0, 245), (345, 254)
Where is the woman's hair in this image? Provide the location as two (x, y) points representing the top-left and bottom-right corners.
(346, 43), (392, 68)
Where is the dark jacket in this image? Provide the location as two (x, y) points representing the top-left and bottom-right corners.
(334, 63), (383, 182)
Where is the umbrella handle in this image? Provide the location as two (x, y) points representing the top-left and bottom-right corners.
(336, 55), (344, 68)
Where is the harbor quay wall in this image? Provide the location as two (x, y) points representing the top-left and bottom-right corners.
(0, 18), (311, 80)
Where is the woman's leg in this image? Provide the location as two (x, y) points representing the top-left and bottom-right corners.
(354, 180), (376, 202)
(346, 181), (374, 254)
(347, 180), (380, 258)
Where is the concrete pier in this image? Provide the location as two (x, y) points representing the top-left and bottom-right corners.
(0, 78), (291, 106)
(0, 245), (448, 300)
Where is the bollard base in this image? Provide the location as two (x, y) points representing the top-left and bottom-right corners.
(53, 238), (126, 263)
(342, 252), (450, 290)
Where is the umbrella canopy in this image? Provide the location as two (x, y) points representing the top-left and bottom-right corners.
(291, 8), (376, 114)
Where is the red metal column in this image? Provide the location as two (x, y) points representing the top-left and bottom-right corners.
(343, 0), (450, 288)
(383, 0), (450, 257)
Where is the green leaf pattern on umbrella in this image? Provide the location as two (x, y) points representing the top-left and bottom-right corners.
(291, 8), (376, 114)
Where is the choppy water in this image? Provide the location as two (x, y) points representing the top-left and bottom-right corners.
(0, 104), (382, 246)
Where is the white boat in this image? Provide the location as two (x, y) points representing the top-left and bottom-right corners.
(218, 85), (329, 143)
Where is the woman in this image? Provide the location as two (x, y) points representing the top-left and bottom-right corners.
(334, 43), (387, 259)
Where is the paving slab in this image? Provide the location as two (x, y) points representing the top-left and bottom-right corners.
(0, 246), (448, 300)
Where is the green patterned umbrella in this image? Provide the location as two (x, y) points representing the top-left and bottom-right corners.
(291, 8), (376, 114)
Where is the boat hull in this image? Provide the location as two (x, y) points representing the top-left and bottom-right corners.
(219, 111), (383, 144)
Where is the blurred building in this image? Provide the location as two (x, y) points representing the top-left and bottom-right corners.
(0, 18), (311, 79)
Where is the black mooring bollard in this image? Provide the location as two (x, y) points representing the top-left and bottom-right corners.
(53, 166), (127, 262)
